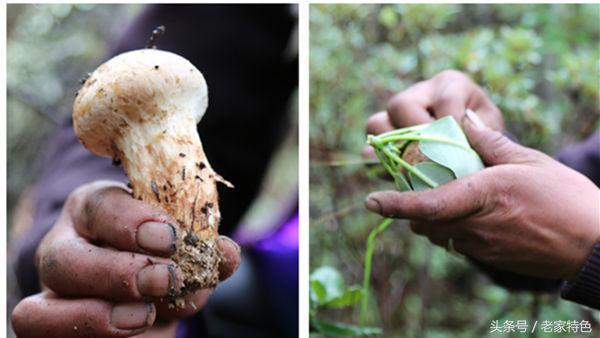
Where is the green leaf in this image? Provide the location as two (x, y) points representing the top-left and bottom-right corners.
(409, 161), (456, 191)
(310, 266), (345, 305)
(312, 319), (382, 337)
(378, 6), (398, 28)
(310, 279), (327, 305)
(418, 116), (484, 178)
(391, 171), (411, 191)
(325, 286), (363, 308)
(310, 266), (363, 309)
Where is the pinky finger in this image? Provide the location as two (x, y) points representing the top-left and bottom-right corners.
(11, 291), (155, 338)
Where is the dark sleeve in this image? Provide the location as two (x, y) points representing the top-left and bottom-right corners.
(14, 4), (296, 297)
(556, 131), (600, 187)
(560, 243), (600, 310)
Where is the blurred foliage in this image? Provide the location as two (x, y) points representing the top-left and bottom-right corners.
(310, 266), (381, 337)
(7, 4), (143, 226)
(310, 4), (599, 337)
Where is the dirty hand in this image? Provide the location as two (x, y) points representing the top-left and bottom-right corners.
(12, 180), (241, 338)
(365, 113), (600, 281)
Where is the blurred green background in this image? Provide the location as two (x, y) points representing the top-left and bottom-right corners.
(310, 4), (599, 338)
(7, 5), (143, 337)
(7, 4), (143, 228)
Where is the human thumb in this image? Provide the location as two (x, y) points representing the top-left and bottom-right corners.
(462, 109), (532, 166)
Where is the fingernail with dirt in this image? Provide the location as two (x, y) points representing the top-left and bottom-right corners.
(137, 222), (176, 255)
(365, 197), (382, 214)
(137, 264), (180, 298)
(111, 302), (155, 330)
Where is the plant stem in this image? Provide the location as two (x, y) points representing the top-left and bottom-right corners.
(374, 148), (396, 177)
(382, 147), (438, 188)
(376, 134), (477, 155)
(373, 123), (427, 139)
(360, 218), (394, 326)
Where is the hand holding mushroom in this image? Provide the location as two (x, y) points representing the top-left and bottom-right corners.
(73, 49), (233, 305)
(12, 50), (241, 338)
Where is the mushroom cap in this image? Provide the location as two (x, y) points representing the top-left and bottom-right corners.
(73, 49), (208, 157)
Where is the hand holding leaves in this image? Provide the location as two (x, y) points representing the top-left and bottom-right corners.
(366, 115), (600, 280)
(368, 115), (483, 191)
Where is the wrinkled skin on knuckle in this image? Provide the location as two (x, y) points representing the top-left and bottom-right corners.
(479, 129), (506, 155)
(36, 240), (63, 286)
(66, 181), (127, 221)
(472, 176), (519, 263)
(37, 238), (80, 294)
(521, 147), (553, 165)
(476, 169), (512, 216)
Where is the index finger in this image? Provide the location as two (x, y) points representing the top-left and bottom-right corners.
(67, 181), (178, 257)
(387, 81), (434, 128)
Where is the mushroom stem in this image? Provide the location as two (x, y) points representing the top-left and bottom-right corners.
(72, 49), (230, 308)
(116, 114), (222, 300)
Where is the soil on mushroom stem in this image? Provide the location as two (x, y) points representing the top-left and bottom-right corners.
(170, 234), (221, 309)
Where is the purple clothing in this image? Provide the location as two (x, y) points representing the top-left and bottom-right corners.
(557, 131), (600, 187)
(176, 214), (299, 338)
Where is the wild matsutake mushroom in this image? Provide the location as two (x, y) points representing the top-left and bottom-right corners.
(73, 49), (232, 308)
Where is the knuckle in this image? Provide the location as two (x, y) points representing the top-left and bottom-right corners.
(80, 186), (123, 231)
(11, 298), (32, 332)
(366, 112), (386, 133)
(434, 69), (469, 83)
(366, 114), (379, 129)
(37, 238), (74, 285)
(387, 93), (408, 114)
(64, 184), (87, 212)
(435, 88), (457, 105)
(473, 130), (506, 159)
(37, 244), (60, 282)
